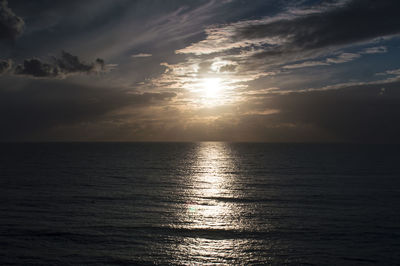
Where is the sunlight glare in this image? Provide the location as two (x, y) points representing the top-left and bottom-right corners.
(202, 78), (221, 98)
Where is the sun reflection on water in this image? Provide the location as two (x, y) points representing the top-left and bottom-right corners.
(184, 142), (234, 227)
(172, 142), (254, 264)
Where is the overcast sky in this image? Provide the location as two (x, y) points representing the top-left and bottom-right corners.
(1, 0), (400, 142)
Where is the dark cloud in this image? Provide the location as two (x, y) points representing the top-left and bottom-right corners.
(243, 81), (400, 143)
(14, 51), (106, 78)
(0, 79), (176, 140)
(0, 58), (12, 73)
(237, 0), (400, 56)
(14, 58), (59, 78)
(0, 0), (24, 41)
(219, 64), (237, 72)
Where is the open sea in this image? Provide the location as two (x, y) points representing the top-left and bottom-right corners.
(0, 142), (399, 265)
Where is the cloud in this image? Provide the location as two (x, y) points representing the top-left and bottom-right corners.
(2, 74), (398, 142)
(0, 0), (24, 41)
(0, 79), (176, 140)
(283, 48), (386, 69)
(283, 60), (329, 69)
(14, 51), (106, 78)
(131, 53), (152, 58)
(261, 80), (400, 142)
(139, 92), (176, 101)
(237, 0), (400, 55)
(326, 52), (361, 64)
(0, 58), (12, 73)
(177, 0), (400, 59)
(219, 64), (237, 72)
(172, 79), (400, 143)
(133, 80), (400, 142)
(376, 68), (400, 77)
(362, 46), (388, 54)
(168, 0), (400, 95)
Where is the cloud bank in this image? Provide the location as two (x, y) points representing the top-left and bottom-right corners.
(0, 79), (177, 141)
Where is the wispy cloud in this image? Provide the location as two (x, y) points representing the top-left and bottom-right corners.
(283, 61), (329, 69)
(158, 0), (399, 105)
(178, 1), (400, 57)
(376, 68), (400, 78)
(283, 47), (388, 70)
(362, 46), (388, 54)
(326, 53), (361, 64)
(131, 53), (152, 58)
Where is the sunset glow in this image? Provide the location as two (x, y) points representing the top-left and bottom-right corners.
(1, 1), (400, 265)
(202, 78), (221, 99)
(0, 0), (399, 143)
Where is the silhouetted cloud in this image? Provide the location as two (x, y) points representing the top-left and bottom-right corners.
(261, 81), (400, 142)
(14, 58), (58, 78)
(0, 0), (24, 41)
(0, 59), (12, 73)
(14, 51), (106, 78)
(0, 79), (176, 140)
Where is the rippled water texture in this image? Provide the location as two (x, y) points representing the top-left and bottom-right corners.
(1, 142), (400, 265)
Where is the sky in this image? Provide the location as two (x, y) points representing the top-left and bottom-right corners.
(1, 0), (400, 142)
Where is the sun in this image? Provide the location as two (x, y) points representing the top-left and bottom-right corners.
(202, 78), (221, 98)
(191, 76), (233, 106)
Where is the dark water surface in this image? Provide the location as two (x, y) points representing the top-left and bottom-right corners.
(1, 142), (400, 265)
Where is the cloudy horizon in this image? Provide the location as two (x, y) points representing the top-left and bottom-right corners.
(1, 0), (400, 142)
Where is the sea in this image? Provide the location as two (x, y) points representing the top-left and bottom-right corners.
(0, 142), (399, 265)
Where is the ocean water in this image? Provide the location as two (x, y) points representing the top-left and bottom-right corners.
(0, 142), (399, 265)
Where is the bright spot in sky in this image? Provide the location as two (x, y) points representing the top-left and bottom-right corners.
(202, 78), (221, 98)
(189, 76), (235, 106)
